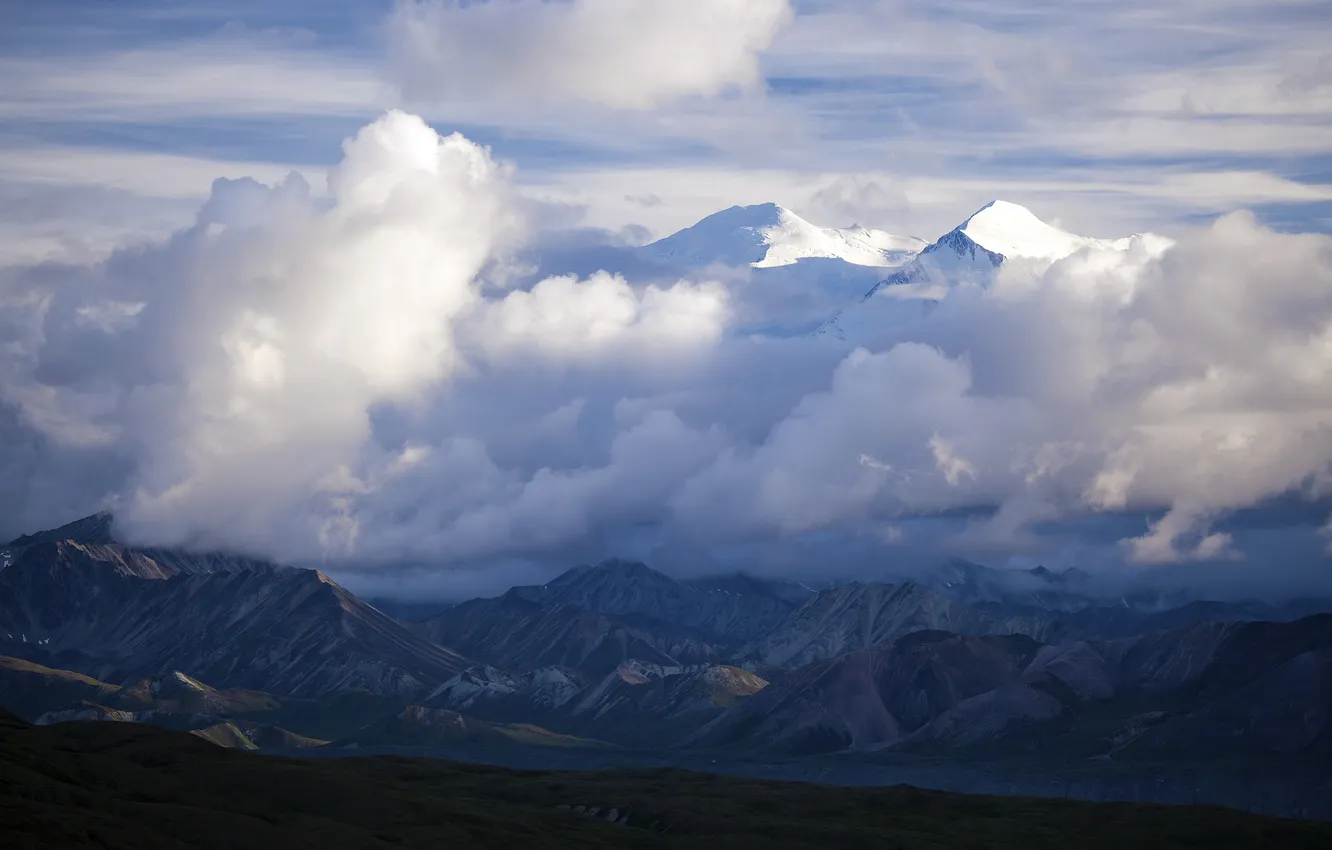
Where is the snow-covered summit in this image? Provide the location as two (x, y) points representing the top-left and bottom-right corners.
(641, 203), (925, 269)
(863, 200), (1142, 294)
(815, 201), (1155, 341)
(936, 200), (1133, 263)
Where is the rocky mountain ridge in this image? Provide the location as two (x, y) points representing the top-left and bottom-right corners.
(0, 530), (469, 698)
(693, 616), (1332, 759)
(5, 514), (1331, 769)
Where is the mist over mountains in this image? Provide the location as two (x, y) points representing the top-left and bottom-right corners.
(3, 116), (1330, 604)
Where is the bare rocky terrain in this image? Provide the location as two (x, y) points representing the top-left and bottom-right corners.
(3, 513), (1330, 820)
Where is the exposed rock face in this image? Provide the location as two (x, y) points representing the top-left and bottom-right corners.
(189, 722), (260, 750)
(695, 617), (1332, 758)
(5, 514), (1329, 768)
(31, 671), (288, 734)
(89, 671), (283, 715)
(38, 704), (142, 725)
(5, 513), (118, 549)
(424, 665), (586, 714)
(515, 560), (803, 643)
(696, 632), (1047, 754)
(2, 512), (279, 575)
(412, 589), (726, 677)
(0, 534), (470, 698)
(735, 582), (1061, 670)
(425, 661), (768, 746)
(571, 662), (768, 722)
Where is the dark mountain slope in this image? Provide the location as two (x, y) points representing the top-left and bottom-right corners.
(0, 534), (470, 698)
(736, 582), (1062, 670)
(516, 560), (801, 642)
(699, 616), (1332, 759)
(3, 512), (280, 575)
(0, 655), (117, 721)
(414, 589), (728, 677)
(698, 632), (1046, 754)
(425, 661), (770, 747)
(5, 512), (117, 548)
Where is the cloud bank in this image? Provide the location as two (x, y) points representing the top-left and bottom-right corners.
(388, 0), (795, 110)
(2, 111), (1330, 595)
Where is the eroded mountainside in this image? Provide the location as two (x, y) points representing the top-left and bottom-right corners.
(4, 513), (1330, 817)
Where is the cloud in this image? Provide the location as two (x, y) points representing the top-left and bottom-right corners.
(471, 271), (727, 356)
(805, 174), (912, 231)
(387, 0), (794, 109)
(0, 110), (519, 552)
(5, 0), (1330, 280)
(3, 110), (1332, 595)
(0, 40), (384, 122)
(771, 212), (1332, 564)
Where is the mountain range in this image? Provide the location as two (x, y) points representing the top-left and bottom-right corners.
(809, 199), (1169, 340)
(508, 197), (1169, 340)
(638, 202), (925, 269)
(2, 513), (1330, 817)
(693, 616), (1332, 758)
(0, 515), (470, 698)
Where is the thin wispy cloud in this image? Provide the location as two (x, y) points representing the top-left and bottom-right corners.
(2, 0), (1328, 253)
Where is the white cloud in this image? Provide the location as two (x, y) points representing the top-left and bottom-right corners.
(0, 42), (384, 121)
(3, 110), (1332, 582)
(470, 271), (728, 356)
(0, 111), (517, 553)
(806, 175), (912, 231)
(929, 434), (978, 487)
(388, 0), (794, 110)
(4, 0), (1330, 273)
(0, 150), (322, 266)
(663, 212), (1332, 565)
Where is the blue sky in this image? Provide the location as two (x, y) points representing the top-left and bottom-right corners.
(2, 0), (1330, 268)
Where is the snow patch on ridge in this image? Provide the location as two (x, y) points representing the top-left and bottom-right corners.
(642, 203), (925, 269)
(756, 210), (925, 268)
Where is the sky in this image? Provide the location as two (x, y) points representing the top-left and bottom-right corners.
(2, 0), (1331, 599)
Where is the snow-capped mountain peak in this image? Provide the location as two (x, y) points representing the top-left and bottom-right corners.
(814, 201), (1149, 341)
(641, 203), (925, 269)
(942, 200), (1132, 262)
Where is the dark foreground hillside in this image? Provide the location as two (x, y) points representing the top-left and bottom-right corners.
(1, 710), (1328, 850)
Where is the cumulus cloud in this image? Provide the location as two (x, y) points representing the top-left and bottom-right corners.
(782, 214), (1332, 565)
(1, 110), (516, 551)
(387, 0), (794, 109)
(470, 271), (727, 356)
(2, 110), (1331, 594)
